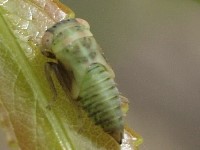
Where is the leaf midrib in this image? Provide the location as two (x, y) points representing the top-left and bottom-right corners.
(0, 8), (74, 150)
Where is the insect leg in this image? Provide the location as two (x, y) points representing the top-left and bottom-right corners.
(44, 62), (59, 109)
(45, 62), (73, 109)
(120, 95), (129, 116)
(41, 49), (56, 59)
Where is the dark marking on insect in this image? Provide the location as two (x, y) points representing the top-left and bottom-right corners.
(77, 56), (88, 64)
(72, 45), (81, 55)
(89, 51), (96, 59)
(82, 37), (92, 49)
(41, 18), (129, 144)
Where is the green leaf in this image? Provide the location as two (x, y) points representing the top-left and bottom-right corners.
(0, 0), (142, 149)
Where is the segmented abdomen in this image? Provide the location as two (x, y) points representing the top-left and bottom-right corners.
(78, 63), (123, 134)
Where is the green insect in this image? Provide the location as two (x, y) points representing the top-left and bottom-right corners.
(41, 18), (129, 144)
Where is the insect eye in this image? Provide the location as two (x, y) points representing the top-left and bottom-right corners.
(42, 31), (54, 49)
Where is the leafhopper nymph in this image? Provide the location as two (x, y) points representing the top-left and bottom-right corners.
(41, 18), (129, 144)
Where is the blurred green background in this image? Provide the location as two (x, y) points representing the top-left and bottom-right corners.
(1, 0), (200, 150)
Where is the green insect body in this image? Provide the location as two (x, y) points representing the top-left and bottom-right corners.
(42, 18), (127, 144)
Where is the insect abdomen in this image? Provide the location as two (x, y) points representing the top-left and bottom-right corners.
(78, 63), (123, 142)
